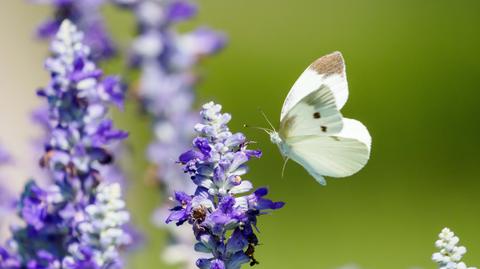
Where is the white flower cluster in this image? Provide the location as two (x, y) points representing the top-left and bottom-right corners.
(432, 228), (477, 269)
(66, 183), (131, 267)
(47, 20), (90, 87)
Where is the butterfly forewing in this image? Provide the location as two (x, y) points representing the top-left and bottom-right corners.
(279, 85), (343, 139)
(280, 51), (349, 121)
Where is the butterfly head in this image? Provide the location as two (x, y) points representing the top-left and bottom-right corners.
(254, 108), (283, 144)
(269, 131), (282, 145)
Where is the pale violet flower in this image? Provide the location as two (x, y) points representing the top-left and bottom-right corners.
(432, 228), (477, 269)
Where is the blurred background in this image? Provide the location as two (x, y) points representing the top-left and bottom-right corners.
(1, 0), (480, 268)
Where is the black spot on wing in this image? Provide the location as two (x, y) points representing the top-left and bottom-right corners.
(321, 126), (328, 132)
(313, 112), (321, 119)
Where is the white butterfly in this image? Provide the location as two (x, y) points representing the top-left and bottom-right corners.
(268, 51), (371, 185)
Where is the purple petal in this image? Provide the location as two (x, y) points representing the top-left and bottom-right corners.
(188, 27), (227, 55)
(101, 76), (125, 108)
(179, 149), (202, 163)
(196, 258), (212, 269)
(245, 149), (262, 159)
(224, 133), (245, 148)
(218, 196), (235, 213)
(194, 137), (211, 156)
(226, 252), (250, 269)
(166, 209), (188, 225)
(210, 259), (225, 269)
(254, 188), (268, 197)
(167, 1), (197, 22)
(226, 229), (248, 254)
(36, 20), (60, 38)
(229, 152), (248, 172)
(174, 191), (192, 203)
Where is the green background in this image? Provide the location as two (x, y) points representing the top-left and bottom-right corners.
(63, 0), (480, 268)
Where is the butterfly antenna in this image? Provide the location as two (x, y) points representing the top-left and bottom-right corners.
(281, 157), (289, 178)
(243, 124), (271, 135)
(258, 108), (276, 132)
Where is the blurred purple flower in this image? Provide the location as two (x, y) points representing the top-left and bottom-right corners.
(111, 0), (226, 267)
(0, 146), (11, 165)
(31, 0), (115, 60)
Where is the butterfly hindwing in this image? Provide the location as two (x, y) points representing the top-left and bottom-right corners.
(336, 118), (372, 151)
(286, 125), (370, 185)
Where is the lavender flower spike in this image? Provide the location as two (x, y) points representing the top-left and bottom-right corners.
(432, 228), (477, 269)
(0, 20), (130, 269)
(167, 102), (284, 269)
(112, 1), (226, 267)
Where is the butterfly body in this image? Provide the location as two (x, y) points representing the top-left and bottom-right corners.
(269, 131), (282, 144)
(269, 132), (288, 154)
(272, 52), (371, 185)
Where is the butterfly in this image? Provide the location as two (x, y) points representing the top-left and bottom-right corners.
(266, 51), (371, 185)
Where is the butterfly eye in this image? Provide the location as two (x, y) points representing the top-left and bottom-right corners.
(313, 112), (321, 119)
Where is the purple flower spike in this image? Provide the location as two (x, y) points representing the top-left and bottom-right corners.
(0, 21), (131, 269)
(167, 102), (284, 268)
